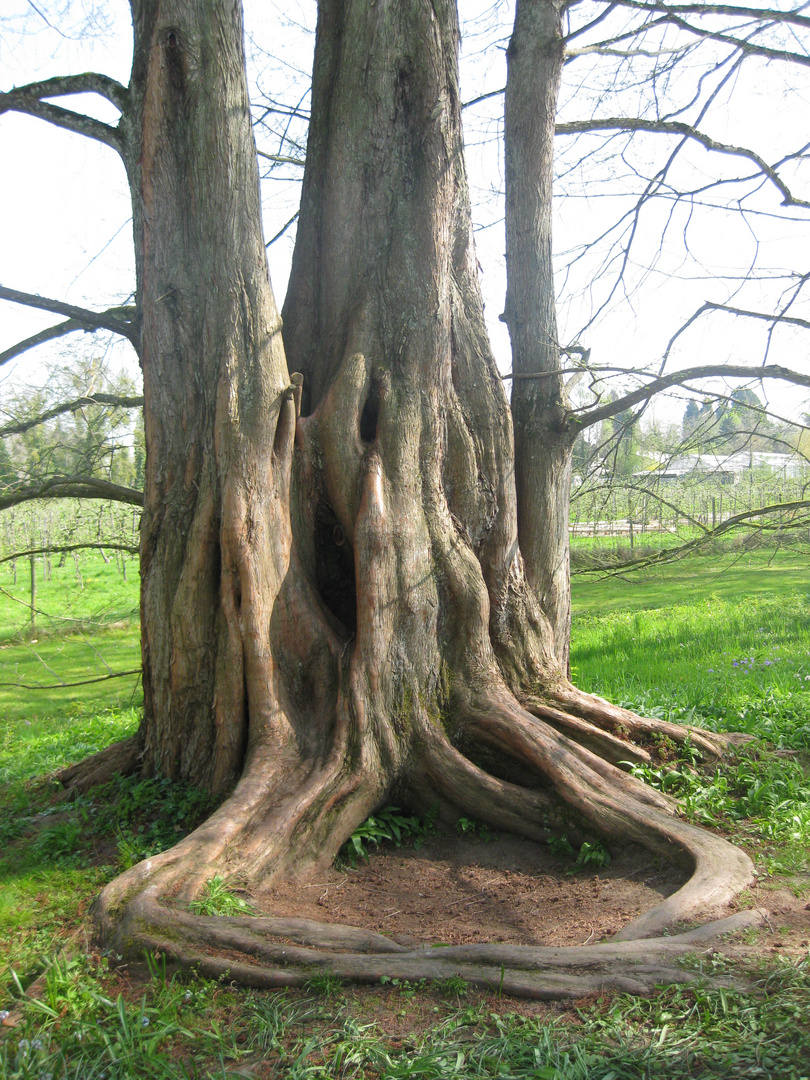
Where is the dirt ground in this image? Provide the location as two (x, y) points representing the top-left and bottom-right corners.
(258, 829), (810, 951)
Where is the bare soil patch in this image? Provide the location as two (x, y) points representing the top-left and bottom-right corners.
(259, 830), (689, 947)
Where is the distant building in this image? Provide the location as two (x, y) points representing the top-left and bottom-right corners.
(637, 451), (807, 484)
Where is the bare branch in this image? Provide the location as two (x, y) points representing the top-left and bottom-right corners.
(0, 477), (144, 511)
(256, 150), (305, 167)
(0, 307), (137, 368)
(554, 118), (810, 208)
(0, 73), (126, 152)
(662, 11), (810, 67)
(579, 499), (810, 576)
(2, 72), (128, 109)
(575, 363), (810, 429)
(615, 2), (810, 33)
(661, 300), (810, 367)
(0, 286), (136, 343)
(0, 670), (141, 690)
(0, 542), (139, 566)
(703, 299), (810, 331)
(265, 211), (299, 248)
(0, 393), (144, 438)
(576, 478), (711, 533)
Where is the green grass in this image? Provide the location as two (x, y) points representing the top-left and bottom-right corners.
(1, 545), (809, 1078)
(0, 550), (142, 723)
(570, 545), (809, 613)
(2, 956), (809, 1078)
(570, 549), (810, 726)
(0, 549), (139, 638)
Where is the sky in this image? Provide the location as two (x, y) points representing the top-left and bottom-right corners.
(1, 0), (809, 433)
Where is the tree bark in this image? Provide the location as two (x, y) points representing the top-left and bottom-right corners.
(504, 0), (574, 669)
(127, 0), (290, 794)
(91, 0), (757, 999)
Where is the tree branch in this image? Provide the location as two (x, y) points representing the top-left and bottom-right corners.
(0, 394), (144, 439)
(3, 72), (129, 109)
(0, 307), (138, 368)
(554, 118), (810, 208)
(0, 542), (139, 566)
(661, 300), (810, 367)
(0, 670), (141, 691)
(0, 286), (136, 343)
(615, 1), (810, 33)
(579, 499), (810, 576)
(575, 363), (810, 429)
(0, 477), (144, 511)
(1, 72), (127, 153)
(663, 11), (810, 67)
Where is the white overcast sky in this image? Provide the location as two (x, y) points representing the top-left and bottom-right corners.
(2, 0), (809, 428)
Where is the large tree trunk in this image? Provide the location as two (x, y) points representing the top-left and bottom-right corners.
(126, 0), (291, 796)
(90, 0), (757, 998)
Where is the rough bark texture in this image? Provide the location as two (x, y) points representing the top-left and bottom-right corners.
(89, 0), (757, 999)
(504, 0), (573, 669)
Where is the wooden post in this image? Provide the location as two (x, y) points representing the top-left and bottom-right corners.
(30, 553), (36, 635)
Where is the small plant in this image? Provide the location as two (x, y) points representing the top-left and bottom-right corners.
(116, 830), (163, 869)
(337, 804), (437, 867)
(435, 974), (469, 998)
(188, 875), (254, 916)
(304, 972), (344, 998)
(32, 816), (85, 860)
(575, 839), (611, 870)
(455, 815), (493, 841)
(547, 834), (575, 859)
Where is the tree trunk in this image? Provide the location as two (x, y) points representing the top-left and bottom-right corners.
(504, 0), (574, 670)
(126, 0), (290, 795)
(89, 0), (757, 999)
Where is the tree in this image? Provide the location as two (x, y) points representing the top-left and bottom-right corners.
(3, 0), (810, 997)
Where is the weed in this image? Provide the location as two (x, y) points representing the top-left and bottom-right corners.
(304, 972), (344, 999)
(455, 815), (493, 841)
(547, 834), (575, 859)
(337, 804), (437, 867)
(575, 839), (612, 871)
(188, 876), (254, 917)
(435, 975), (469, 998)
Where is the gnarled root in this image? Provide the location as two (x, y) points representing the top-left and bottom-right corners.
(56, 735), (142, 797)
(92, 681), (757, 1000)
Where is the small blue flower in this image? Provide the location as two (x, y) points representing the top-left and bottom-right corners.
(141, 1016), (150, 1027)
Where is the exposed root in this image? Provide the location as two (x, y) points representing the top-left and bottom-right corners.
(462, 692), (755, 940)
(538, 684), (743, 761)
(90, 682), (757, 999)
(55, 735), (141, 797)
(105, 884), (764, 999)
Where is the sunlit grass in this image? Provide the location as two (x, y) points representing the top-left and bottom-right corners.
(0, 550), (139, 640)
(0, 550), (142, 724)
(570, 552), (810, 727)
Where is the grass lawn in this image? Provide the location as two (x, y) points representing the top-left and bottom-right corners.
(571, 547), (810, 724)
(0, 547), (809, 1078)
